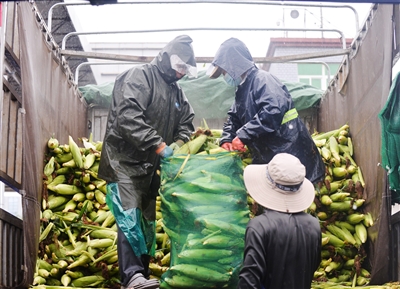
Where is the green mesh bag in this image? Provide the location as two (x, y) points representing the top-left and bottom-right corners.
(379, 72), (400, 203)
(158, 152), (250, 289)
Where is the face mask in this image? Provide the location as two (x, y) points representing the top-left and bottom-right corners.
(224, 73), (243, 87)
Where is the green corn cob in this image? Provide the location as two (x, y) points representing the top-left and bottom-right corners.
(69, 135), (83, 169)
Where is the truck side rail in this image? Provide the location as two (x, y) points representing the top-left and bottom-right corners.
(0, 208), (24, 288)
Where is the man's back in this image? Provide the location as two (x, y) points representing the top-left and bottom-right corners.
(238, 209), (321, 289)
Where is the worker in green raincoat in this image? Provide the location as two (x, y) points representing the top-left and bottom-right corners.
(98, 35), (197, 289)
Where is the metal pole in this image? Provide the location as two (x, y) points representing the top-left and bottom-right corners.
(62, 48), (350, 63)
(62, 27), (347, 50)
(75, 61), (141, 85)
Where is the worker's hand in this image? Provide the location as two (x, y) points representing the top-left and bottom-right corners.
(232, 137), (246, 152)
(169, 140), (184, 152)
(156, 142), (173, 158)
(221, 142), (233, 151)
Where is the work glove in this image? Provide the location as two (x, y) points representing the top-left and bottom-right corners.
(156, 142), (173, 158)
(232, 137), (246, 152)
(221, 142), (233, 151)
(169, 140), (184, 152)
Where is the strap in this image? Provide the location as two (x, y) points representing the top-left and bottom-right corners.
(281, 108), (298, 125)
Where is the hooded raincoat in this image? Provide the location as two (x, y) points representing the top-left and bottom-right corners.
(98, 35), (197, 286)
(213, 38), (325, 184)
(238, 209), (321, 289)
(98, 35), (196, 214)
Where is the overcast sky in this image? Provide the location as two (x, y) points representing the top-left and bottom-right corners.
(65, 1), (373, 58)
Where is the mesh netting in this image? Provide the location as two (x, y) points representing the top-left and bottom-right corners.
(379, 72), (400, 203)
(158, 152), (250, 289)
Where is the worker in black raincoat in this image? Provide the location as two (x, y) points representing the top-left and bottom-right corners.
(240, 153), (321, 289)
(209, 37), (325, 185)
(98, 35), (197, 289)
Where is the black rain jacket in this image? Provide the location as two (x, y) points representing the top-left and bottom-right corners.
(98, 35), (196, 210)
(213, 38), (325, 184)
(238, 209), (321, 289)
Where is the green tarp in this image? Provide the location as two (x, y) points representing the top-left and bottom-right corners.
(79, 81), (114, 108)
(178, 70), (236, 119)
(379, 71), (400, 203)
(79, 70), (323, 119)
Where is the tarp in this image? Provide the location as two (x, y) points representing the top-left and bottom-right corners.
(178, 70), (236, 119)
(379, 71), (400, 203)
(79, 70), (323, 118)
(79, 81), (114, 108)
(18, 3), (88, 287)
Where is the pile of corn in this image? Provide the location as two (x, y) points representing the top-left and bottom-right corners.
(33, 128), (224, 289)
(309, 124), (373, 288)
(34, 135), (120, 288)
(32, 124), (395, 289)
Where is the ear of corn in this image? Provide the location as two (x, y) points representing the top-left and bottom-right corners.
(355, 223), (368, 243)
(329, 136), (341, 162)
(94, 189), (106, 205)
(72, 192), (86, 202)
(44, 157), (55, 177)
(363, 212), (374, 227)
(55, 167), (72, 175)
(320, 195), (333, 206)
(335, 221), (355, 233)
(54, 184), (83, 196)
(321, 147), (331, 161)
(62, 199), (77, 213)
(60, 274), (71, 286)
(48, 137), (59, 150)
(37, 259), (53, 272)
(39, 222), (54, 242)
(47, 175), (67, 188)
(70, 275), (105, 287)
(333, 167), (347, 179)
(92, 210), (111, 224)
(62, 158), (76, 168)
(83, 153), (96, 169)
(324, 232), (345, 247)
(88, 238), (114, 248)
(174, 134), (208, 155)
(329, 200), (352, 212)
(69, 135), (83, 169)
(67, 250), (96, 269)
(329, 192), (350, 202)
(169, 263), (231, 283)
(37, 268), (50, 278)
(47, 196), (69, 210)
(33, 276), (46, 285)
(347, 213), (365, 225)
(55, 152), (73, 164)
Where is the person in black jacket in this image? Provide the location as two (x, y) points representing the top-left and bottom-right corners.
(98, 35), (197, 289)
(239, 153), (321, 289)
(208, 37), (325, 185)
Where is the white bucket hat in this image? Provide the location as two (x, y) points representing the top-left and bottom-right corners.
(243, 153), (315, 213)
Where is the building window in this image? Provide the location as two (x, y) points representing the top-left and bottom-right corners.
(298, 63), (339, 90)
